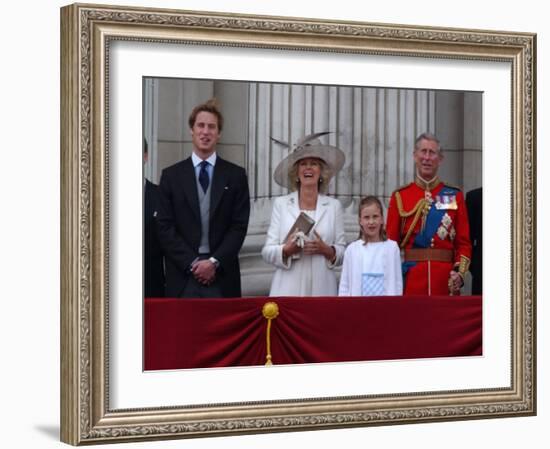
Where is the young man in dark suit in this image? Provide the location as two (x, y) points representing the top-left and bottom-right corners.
(143, 140), (165, 298)
(157, 99), (250, 298)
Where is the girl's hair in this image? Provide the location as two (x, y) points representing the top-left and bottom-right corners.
(358, 195), (387, 242)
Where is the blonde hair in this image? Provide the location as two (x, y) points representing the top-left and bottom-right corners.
(358, 195), (387, 242)
(287, 158), (331, 193)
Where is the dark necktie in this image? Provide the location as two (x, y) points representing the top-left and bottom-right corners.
(199, 160), (210, 193)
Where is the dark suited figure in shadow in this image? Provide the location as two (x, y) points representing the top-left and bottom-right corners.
(144, 139), (165, 297)
(466, 187), (482, 295)
(157, 98), (250, 298)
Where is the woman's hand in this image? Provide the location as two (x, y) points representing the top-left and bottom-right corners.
(282, 232), (302, 260)
(303, 231), (336, 262)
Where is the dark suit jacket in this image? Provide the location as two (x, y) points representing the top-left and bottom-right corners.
(157, 156), (250, 298)
(144, 180), (165, 297)
(466, 187), (482, 295)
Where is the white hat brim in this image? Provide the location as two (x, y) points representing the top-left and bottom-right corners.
(273, 144), (346, 188)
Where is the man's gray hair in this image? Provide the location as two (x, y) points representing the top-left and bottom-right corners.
(414, 132), (442, 153)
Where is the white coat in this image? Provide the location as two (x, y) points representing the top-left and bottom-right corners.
(338, 239), (403, 296)
(261, 191), (346, 296)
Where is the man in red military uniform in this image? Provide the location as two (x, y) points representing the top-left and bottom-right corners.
(386, 133), (472, 296)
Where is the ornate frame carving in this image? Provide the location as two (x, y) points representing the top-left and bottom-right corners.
(60, 3), (536, 445)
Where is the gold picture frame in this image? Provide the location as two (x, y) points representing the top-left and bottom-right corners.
(60, 3), (536, 445)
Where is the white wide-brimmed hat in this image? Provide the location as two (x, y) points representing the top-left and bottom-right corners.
(272, 132), (346, 188)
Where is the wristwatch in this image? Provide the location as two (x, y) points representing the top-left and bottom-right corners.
(208, 257), (220, 269)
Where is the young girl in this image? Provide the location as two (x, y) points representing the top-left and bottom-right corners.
(338, 196), (403, 296)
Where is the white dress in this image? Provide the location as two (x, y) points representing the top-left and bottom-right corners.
(261, 192), (346, 296)
(338, 239), (403, 296)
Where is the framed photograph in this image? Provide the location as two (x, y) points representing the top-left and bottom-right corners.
(141, 76), (483, 371)
(60, 3), (536, 445)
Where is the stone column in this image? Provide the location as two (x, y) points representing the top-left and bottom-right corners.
(433, 90), (483, 295)
(462, 92), (483, 193)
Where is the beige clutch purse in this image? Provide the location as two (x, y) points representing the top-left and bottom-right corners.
(284, 212), (315, 242)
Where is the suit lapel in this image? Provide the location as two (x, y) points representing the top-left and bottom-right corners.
(180, 158), (201, 221)
(209, 157), (228, 218)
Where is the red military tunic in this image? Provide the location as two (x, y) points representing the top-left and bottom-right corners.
(386, 176), (472, 296)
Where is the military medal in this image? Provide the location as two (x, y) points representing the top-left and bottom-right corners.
(435, 194), (458, 210)
(436, 194), (446, 209)
(437, 225), (448, 240)
(436, 213), (453, 240)
(448, 195), (458, 209)
(449, 226), (456, 241)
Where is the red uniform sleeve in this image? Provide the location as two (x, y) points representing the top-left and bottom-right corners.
(386, 192), (402, 245)
(453, 190), (472, 265)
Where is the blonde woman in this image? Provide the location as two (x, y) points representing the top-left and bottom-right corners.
(261, 132), (346, 296)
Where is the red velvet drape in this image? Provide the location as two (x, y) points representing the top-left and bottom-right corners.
(144, 296), (482, 370)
